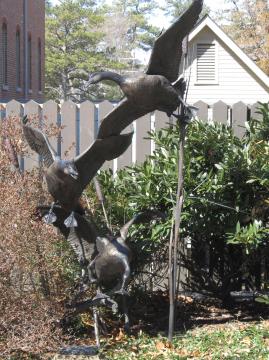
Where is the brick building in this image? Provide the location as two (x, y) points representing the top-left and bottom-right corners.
(0, 0), (45, 102)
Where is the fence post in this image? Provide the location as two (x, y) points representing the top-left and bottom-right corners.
(6, 100), (24, 170)
(43, 100), (60, 156)
(80, 100), (95, 153)
(24, 100), (42, 170)
(117, 122), (133, 170)
(61, 100), (77, 159)
(232, 101), (247, 138)
(98, 100), (114, 171)
(194, 101), (208, 122)
(213, 101), (229, 125)
(250, 102), (263, 121)
(136, 114), (151, 164)
(155, 111), (170, 132)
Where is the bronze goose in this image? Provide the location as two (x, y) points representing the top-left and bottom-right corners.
(23, 116), (133, 226)
(89, 0), (203, 139)
(37, 206), (164, 334)
(37, 206), (164, 295)
(91, 209), (166, 295)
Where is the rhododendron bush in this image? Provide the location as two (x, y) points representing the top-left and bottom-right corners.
(0, 115), (75, 357)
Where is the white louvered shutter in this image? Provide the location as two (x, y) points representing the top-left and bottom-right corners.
(196, 43), (216, 83)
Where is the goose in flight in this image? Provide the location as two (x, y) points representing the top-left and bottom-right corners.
(37, 205), (165, 335)
(88, 0), (203, 139)
(37, 206), (165, 295)
(23, 116), (133, 227)
(91, 209), (166, 295)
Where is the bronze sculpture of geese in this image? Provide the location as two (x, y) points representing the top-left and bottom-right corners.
(90, 209), (165, 296)
(23, 116), (133, 227)
(88, 0), (203, 139)
(37, 206), (164, 296)
(37, 205), (164, 336)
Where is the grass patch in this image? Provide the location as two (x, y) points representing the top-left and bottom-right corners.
(100, 321), (269, 359)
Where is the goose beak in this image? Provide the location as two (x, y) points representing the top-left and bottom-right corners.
(68, 165), (79, 179)
(70, 170), (79, 179)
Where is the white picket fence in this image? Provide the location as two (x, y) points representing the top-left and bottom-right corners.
(0, 99), (263, 171)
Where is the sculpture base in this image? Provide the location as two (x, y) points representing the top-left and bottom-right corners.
(52, 345), (99, 359)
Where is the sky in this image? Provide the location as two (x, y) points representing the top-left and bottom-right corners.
(50, 0), (231, 27)
(50, 0), (229, 11)
(49, 0), (231, 63)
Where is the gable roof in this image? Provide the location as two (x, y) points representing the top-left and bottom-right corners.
(189, 15), (269, 90)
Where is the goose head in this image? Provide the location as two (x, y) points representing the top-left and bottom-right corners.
(56, 160), (79, 179)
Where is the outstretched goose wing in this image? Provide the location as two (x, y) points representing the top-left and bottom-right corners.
(74, 131), (133, 192)
(37, 205), (97, 261)
(146, 0), (203, 82)
(97, 98), (151, 139)
(23, 124), (57, 167)
(120, 210), (166, 241)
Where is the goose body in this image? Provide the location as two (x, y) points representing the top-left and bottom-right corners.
(23, 117), (133, 224)
(37, 206), (164, 294)
(92, 235), (131, 291)
(122, 74), (180, 111)
(89, 0), (203, 139)
(45, 161), (81, 212)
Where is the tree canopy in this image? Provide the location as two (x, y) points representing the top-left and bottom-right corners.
(45, 0), (160, 101)
(45, 0), (122, 101)
(219, 0), (269, 75)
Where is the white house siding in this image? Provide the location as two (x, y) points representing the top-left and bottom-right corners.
(186, 27), (269, 105)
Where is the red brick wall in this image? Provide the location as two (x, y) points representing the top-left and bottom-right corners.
(0, 0), (45, 102)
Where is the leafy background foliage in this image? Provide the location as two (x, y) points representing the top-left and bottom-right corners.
(90, 103), (269, 301)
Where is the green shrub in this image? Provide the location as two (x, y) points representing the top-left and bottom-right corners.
(89, 103), (269, 300)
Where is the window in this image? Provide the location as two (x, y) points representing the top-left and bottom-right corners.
(2, 23), (8, 87)
(28, 34), (32, 91)
(37, 39), (42, 92)
(196, 43), (217, 84)
(16, 29), (21, 89)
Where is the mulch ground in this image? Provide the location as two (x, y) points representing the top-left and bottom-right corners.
(127, 290), (269, 335)
(63, 290), (269, 339)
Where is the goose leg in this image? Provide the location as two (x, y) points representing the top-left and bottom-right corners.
(88, 257), (98, 283)
(64, 211), (78, 228)
(114, 259), (130, 296)
(172, 99), (199, 123)
(171, 112), (192, 123)
(178, 96), (199, 120)
(122, 295), (130, 333)
(42, 202), (57, 224)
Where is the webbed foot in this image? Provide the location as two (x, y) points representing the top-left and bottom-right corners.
(172, 104), (198, 124)
(114, 289), (129, 296)
(43, 212), (57, 224)
(64, 211), (78, 228)
(42, 202), (57, 224)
